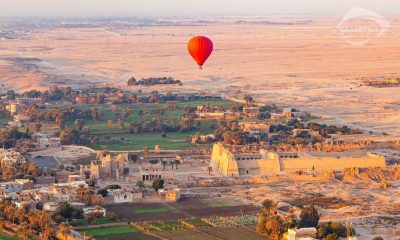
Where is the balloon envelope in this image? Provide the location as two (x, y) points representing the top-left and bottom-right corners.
(188, 36), (213, 68)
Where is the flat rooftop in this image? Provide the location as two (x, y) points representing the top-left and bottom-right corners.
(296, 151), (375, 159)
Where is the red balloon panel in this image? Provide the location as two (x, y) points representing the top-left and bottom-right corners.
(188, 36), (213, 67)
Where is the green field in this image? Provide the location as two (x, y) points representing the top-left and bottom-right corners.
(150, 221), (187, 231)
(80, 225), (139, 237)
(199, 198), (244, 208)
(46, 99), (240, 150)
(0, 231), (20, 240)
(184, 219), (212, 228)
(75, 218), (115, 226)
(134, 207), (170, 214)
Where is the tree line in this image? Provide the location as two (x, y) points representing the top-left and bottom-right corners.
(127, 76), (182, 86)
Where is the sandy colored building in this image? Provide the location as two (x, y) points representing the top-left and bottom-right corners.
(286, 228), (317, 240)
(243, 107), (260, 118)
(210, 143), (386, 176)
(240, 122), (270, 133)
(240, 122), (270, 139)
(164, 189), (181, 202)
(89, 153), (129, 181)
(0, 149), (26, 167)
(6, 102), (18, 115)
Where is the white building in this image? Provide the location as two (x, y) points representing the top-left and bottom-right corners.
(68, 175), (83, 182)
(287, 228), (317, 240)
(70, 202), (85, 208)
(0, 182), (23, 193)
(109, 189), (133, 203)
(55, 194), (70, 203)
(8, 119), (22, 128)
(15, 200), (36, 210)
(43, 202), (59, 212)
(33, 133), (61, 148)
(283, 107), (294, 113)
(83, 206), (106, 217)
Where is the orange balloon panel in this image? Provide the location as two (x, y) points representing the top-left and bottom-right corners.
(187, 36), (213, 67)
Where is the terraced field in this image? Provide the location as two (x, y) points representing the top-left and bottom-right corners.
(154, 226), (264, 240)
(81, 223), (264, 240)
(94, 232), (159, 240)
(105, 198), (260, 222)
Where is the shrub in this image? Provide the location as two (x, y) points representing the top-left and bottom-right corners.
(106, 184), (121, 190)
(299, 204), (319, 228)
(256, 214), (284, 239)
(152, 178), (164, 191)
(317, 222), (354, 239)
(261, 199), (277, 212)
(97, 188), (108, 197)
(326, 233), (338, 240)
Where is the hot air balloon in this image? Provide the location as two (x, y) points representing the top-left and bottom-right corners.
(188, 36), (213, 69)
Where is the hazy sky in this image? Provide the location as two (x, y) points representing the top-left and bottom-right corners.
(0, 0), (399, 17)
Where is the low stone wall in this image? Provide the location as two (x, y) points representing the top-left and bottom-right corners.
(280, 155), (386, 172)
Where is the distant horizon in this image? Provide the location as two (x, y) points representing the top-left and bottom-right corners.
(0, 0), (399, 18)
(0, 14), (400, 20)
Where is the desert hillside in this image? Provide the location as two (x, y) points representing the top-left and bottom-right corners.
(1, 17), (400, 136)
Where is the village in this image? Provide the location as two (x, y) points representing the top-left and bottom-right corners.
(0, 86), (399, 240)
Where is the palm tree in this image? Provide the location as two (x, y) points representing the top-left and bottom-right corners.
(76, 184), (87, 202)
(59, 222), (71, 240)
(122, 167), (129, 177)
(27, 163), (40, 177)
(142, 110), (147, 122)
(118, 119), (125, 129)
(5, 205), (16, 223)
(261, 199), (278, 214)
(28, 210), (43, 230)
(43, 224), (55, 240)
(39, 211), (52, 228)
(264, 215), (284, 240)
(138, 110), (144, 121)
(86, 213), (98, 225)
(173, 160), (180, 170)
(112, 106), (120, 119)
(0, 201), (8, 220)
(159, 109), (166, 124)
(91, 108), (100, 121)
(34, 123), (42, 132)
(15, 208), (26, 224)
(76, 185), (94, 205)
(123, 107), (133, 120)
(55, 116), (64, 128)
(17, 223), (31, 239)
(161, 160), (167, 171)
(207, 166), (213, 175)
(243, 95), (254, 107)
(24, 123), (30, 133)
(107, 119), (113, 135)
(74, 119), (84, 131)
